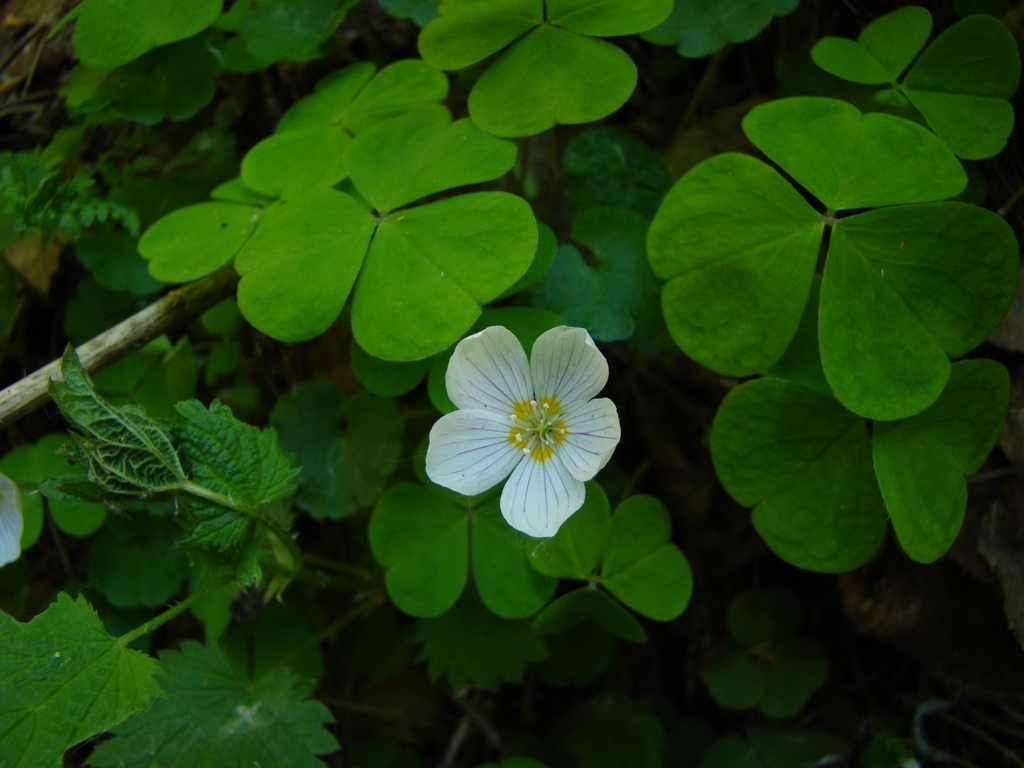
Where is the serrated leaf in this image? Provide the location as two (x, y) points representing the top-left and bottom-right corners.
(874, 360), (1009, 563)
(0, 593), (163, 768)
(369, 482), (469, 617)
(600, 495), (692, 621)
(811, 7), (932, 84)
(711, 378), (888, 572)
(344, 111), (517, 213)
(139, 201), (262, 283)
(902, 14), (1020, 159)
(235, 188), (376, 342)
(413, 589), (548, 689)
(530, 208), (663, 342)
(49, 346), (185, 496)
(72, 0), (222, 69)
(821, 203), (1018, 420)
(648, 152), (822, 376)
(742, 97), (966, 210)
(467, 25), (637, 138)
(88, 640), (339, 768)
(172, 399), (299, 550)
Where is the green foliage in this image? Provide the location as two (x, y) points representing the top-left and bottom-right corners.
(561, 692), (665, 768)
(0, 153), (138, 241)
(642, 0), (800, 58)
(0, 593), (163, 768)
(812, 9), (1020, 159)
(88, 640), (339, 767)
(700, 589), (828, 718)
(232, 0), (359, 63)
(418, 0), (672, 136)
(413, 590), (549, 688)
(270, 381), (404, 519)
(700, 725), (849, 768)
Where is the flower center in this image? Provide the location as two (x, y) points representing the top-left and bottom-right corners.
(508, 397), (567, 462)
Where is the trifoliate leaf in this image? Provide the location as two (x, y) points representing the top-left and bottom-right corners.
(0, 593), (163, 768)
(641, 0), (793, 58)
(88, 514), (189, 609)
(472, 506), (556, 618)
(413, 590), (548, 689)
(48, 346), (185, 497)
(172, 400), (299, 550)
(240, 0), (357, 62)
(811, 7), (932, 84)
(351, 341), (433, 397)
(560, 692), (664, 768)
(531, 588), (647, 643)
(529, 482), (610, 580)
(88, 641), (339, 768)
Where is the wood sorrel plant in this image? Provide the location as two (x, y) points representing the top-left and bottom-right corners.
(0, 1), (1019, 766)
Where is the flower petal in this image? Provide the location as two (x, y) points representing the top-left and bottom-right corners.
(0, 472), (23, 568)
(446, 325), (533, 413)
(426, 409), (524, 496)
(500, 452), (584, 538)
(530, 326), (608, 409)
(558, 398), (621, 481)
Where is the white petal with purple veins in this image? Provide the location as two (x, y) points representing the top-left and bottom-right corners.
(0, 472), (23, 568)
(530, 326), (608, 409)
(500, 453), (584, 538)
(558, 398), (621, 481)
(426, 409), (524, 496)
(446, 326), (533, 413)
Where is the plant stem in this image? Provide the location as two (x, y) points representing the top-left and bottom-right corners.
(0, 263), (238, 429)
(117, 572), (235, 647)
(302, 552), (376, 582)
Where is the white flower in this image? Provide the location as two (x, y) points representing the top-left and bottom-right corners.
(426, 325), (621, 538)
(0, 471), (23, 568)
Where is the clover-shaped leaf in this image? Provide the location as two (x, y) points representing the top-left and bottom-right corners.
(700, 588), (828, 718)
(419, 0), (671, 137)
(812, 10), (1020, 159)
(711, 377), (888, 572)
(71, 0), (221, 70)
(874, 359), (1009, 563)
(369, 482), (555, 618)
(641, 0), (799, 59)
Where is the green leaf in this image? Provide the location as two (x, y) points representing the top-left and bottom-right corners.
(746, 724), (850, 768)
(545, 0), (672, 36)
(467, 25), (637, 137)
(49, 346), (186, 496)
(92, 336), (199, 419)
(821, 203), (1018, 420)
(81, 33), (225, 125)
(531, 588), (647, 643)
(270, 382), (404, 519)
(711, 378), (888, 572)
(742, 97), (967, 210)
(88, 641), (339, 767)
(240, 0), (356, 62)
(351, 341), (433, 397)
(529, 482), (611, 580)
(902, 14), (1021, 160)
(497, 221), (558, 299)
(277, 59), (450, 135)
(811, 7), (932, 84)
(562, 127), (671, 218)
(561, 692), (664, 768)
(600, 495), (692, 621)
(172, 399), (299, 549)
(874, 360), (1009, 563)
(428, 306), (565, 413)
(640, 0), (785, 58)
(417, 0), (543, 71)
(764, 276), (829, 395)
(531, 207), (663, 342)
(76, 227), (163, 296)
(700, 736), (762, 768)
(344, 111), (517, 214)
(700, 646), (764, 711)
(210, 178), (276, 206)
(726, 588), (802, 646)
(235, 188), (376, 342)
(72, 0), (221, 69)
(222, 601), (323, 683)
(350, 192), (537, 360)
(0, 593), (162, 768)
(413, 588), (548, 689)
(537, 621), (615, 686)
(472, 507), (556, 618)
(648, 152), (822, 376)
(757, 637), (828, 718)
(139, 201), (262, 283)
(369, 482), (469, 617)
(89, 513), (188, 609)
(240, 127), (352, 197)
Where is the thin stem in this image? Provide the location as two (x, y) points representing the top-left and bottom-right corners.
(118, 572), (235, 647)
(302, 552), (376, 583)
(998, 182), (1024, 218)
(934, 710), (1024, 763)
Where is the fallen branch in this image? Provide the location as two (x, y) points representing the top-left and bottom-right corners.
(0, 264), (239, 429)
